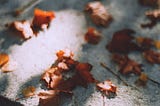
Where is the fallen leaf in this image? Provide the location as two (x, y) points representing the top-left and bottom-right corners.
(75, 63), (95, 83)
(1, 59), (18, 73)
(32, 8), (55, 29)
(38, 90), (60, 106)
(85, 1), (112, 27)
(142, 9), (160, 28)
(138, 0), (158, 7)
(97, 80), (117, 96)
(135, 73), (148, 86)
(85, 27), (101, 44)
(41, 67), (63, 89)
(0, 53), (9, 67)
(143, 50), (160, 64)
(9, 20), (34, 39)
(154, 40), (160, 49)
(136, 37), (154, 50)
(106, 29), (141, 54)
(112, 54), (142, 75)
(42, 50), (95, 90)
(22, 86), (36, 97)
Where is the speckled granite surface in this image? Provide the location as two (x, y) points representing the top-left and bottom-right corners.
(0, 0), (160, 106)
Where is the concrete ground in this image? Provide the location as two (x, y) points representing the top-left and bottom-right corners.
(0, 0), (160, 106)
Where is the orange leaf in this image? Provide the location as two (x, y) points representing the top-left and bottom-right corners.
(32, 8), (55, 29)
(0, 53), (9, 67)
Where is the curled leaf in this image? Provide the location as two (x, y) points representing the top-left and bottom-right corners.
(85, 1), (112, 27)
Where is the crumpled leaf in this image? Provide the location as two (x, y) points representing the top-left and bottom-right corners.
(106, 29), (141, 54)
(22, 86), (36, 97)
(85, 1), (112, 27)
(0, 53), (9, 68)
(85, 27), (101, 44)
(112, 54), (142, 75)
(32, 8), (55, 30)
(9, 20), (34, 39)
(41, 67), (63, 89)
(41, 50), (95, 90)
(138, 0), (158, 7)
(135, 73), (148, 86)
(143, 50), (160, 64)
(96, 80), (117, 97)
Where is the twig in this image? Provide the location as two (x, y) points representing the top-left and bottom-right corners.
(100, 62), (140, 91)
(14, 0), (43, 16)
(148, 77), (160, 85)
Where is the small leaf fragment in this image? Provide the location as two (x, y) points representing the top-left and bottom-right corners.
(135, 73), (148, 86)
(85, 27), (101, 44)
(154, 40), (160, 49)
(22, 86), (36, 97)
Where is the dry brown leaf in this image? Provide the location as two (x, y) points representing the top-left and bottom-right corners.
(22, 86), (36, 97)
(97, 80), (117, 96)
(0, 53), (9, 68)
(85, 27), (101, 44)
(75, 63), (95, 83)
(38, 90), (60, 106)
(106, 29), (141, 54)
(112, 54), (142, 75)
(9, 20), (34, 39)
(138, 0), (158, 7)
(143, 50), (160, 64)
(85, 1), (112, 27)
(136, 37), (154, 50)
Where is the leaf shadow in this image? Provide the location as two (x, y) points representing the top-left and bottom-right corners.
(0, 29), (24, 52)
